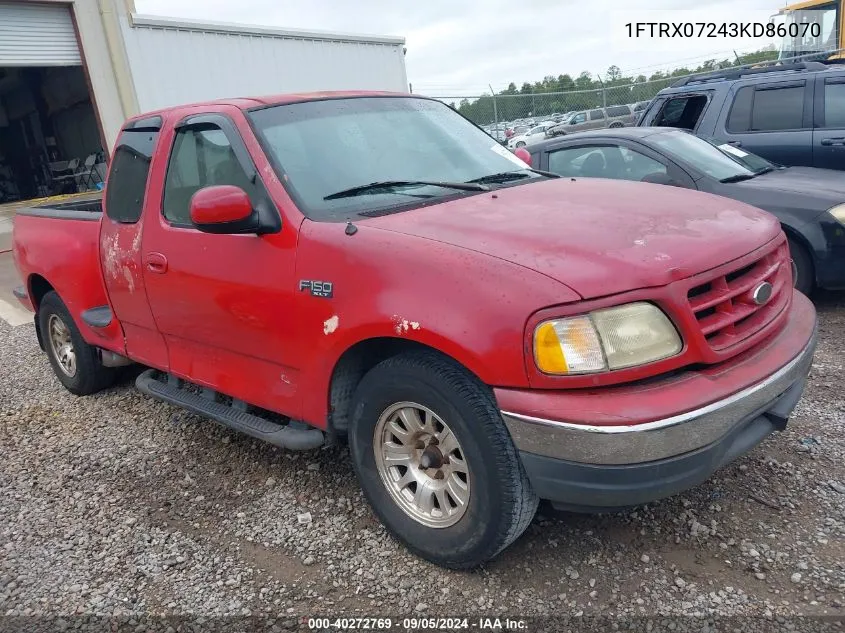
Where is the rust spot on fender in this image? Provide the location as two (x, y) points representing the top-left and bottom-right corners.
(392, 315), (421, 335)
(323, 315), (339, 335)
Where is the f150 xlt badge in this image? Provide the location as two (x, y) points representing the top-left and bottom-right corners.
(299, 280), (333, 298)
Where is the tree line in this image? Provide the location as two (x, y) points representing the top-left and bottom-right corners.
(451, 47), (778, 125)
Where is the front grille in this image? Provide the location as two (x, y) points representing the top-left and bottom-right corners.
(687, 241), (790, 351)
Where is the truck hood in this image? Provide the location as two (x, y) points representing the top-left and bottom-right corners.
(363, 178), (781, 299)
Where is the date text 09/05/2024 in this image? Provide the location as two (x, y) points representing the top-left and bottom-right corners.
(306, 617), (528, 630)
(624, 21), (821, 39)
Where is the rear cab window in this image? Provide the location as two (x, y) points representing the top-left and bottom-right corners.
(105, 120), (160, 223)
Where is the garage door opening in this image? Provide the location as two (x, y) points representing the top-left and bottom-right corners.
(0, 1), (106, 204)
(0, 66), (105, 202)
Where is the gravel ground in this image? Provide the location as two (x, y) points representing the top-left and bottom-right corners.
(1, 293), (843, 632)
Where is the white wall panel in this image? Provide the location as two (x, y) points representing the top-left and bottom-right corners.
(120, 15), (408, 112)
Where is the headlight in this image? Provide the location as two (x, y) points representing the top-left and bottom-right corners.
(533, 302), (682, 375)
(829, 204), (845, 225)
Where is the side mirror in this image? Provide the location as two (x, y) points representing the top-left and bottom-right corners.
(190, 185), (260, 234)
(514, 147), (532, 166)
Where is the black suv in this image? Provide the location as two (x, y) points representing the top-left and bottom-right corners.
(637, 61), (845, 170)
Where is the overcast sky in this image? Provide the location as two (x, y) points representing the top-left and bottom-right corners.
(135, 0), (783, 97)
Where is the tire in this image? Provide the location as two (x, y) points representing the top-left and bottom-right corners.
(787, 237), (814, 295)
(349, 351), (538, 569)
(38, 291), (116, 396)
(515, 141), (526, 148)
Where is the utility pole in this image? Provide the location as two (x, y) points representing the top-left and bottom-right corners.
(595, 74), (607, 108)
(489, 84), (498, 130)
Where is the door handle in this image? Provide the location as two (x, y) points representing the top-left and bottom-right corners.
(728, 141), (742, 147)
(821, 138), (845, 146)
(144, 252), (168, 274)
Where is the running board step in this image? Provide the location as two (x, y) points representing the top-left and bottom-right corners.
(136, 369), (324, 451)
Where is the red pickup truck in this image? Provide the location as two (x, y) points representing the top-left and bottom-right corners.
(12, 92), (817, 569)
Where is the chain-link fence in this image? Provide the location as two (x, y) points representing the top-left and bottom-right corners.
(429, 48), (844, 135)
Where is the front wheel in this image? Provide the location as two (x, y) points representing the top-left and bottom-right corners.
(349, 351), (538, 569)
(38, 291), (116, 395)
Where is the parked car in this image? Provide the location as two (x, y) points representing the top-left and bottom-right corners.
(631, 100), (652, 124)
(528, 127), (845, 293)
(507, 122), (556, 148)
(485, 126), (507, 143)
(13, 92), (816, 569)
(637, 61), (845, 171)
(510, 124), (531, 137)
(547, 105), (635, 137)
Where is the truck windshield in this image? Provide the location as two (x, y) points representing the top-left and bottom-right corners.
(248, 96), (540, 220)
(649, 130), (774, 182)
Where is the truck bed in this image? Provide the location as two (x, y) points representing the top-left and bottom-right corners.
(12, 193), (113, 346)
(17, 194), (103, 221)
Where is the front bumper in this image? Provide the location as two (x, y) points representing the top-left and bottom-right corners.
(498, 291), (817, 510)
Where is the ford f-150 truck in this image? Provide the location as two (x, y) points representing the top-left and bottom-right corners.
(12, 92), (817, 569)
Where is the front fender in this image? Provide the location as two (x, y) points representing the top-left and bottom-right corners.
(294, 220), (579, 426)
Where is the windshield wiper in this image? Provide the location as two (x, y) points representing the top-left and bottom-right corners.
(467, 169), (560, 185)
(719, 173), (756, 183)
(530, 168), (561, 178)
(324, 180), (488, 200)
(753, 166), (775, 176)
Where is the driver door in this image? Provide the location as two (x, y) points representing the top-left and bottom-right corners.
(141, 110), (301, 415)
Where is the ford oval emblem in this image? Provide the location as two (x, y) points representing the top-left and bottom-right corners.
(752, 282), (773, 305)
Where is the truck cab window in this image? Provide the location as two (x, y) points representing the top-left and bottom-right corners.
(105, 129), (159, 223)
(162, 126), (254, 226)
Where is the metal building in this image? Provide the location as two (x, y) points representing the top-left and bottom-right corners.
(0, 0), (408, 202)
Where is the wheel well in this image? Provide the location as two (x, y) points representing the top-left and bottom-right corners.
(28, 275), (54, 310)
(27, 275), (54, 351)
(328, 338), (456, 437)
(781, 227), (816, 283)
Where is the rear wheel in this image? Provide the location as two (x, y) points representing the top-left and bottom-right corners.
(38, 291), (116, 395)
(349, 351), (538, 569)
(787, 237), (814, 295)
